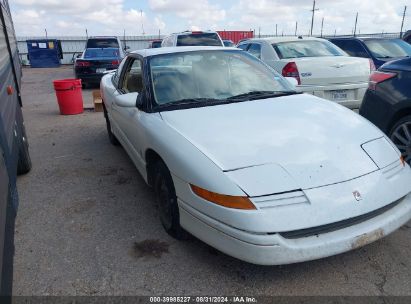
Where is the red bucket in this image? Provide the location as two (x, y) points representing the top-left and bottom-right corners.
(53, 79), (84, 115)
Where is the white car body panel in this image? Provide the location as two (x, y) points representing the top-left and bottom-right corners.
(161, 94), (391, 190)
(239, 37), (371, 109)
(101, 46), (411, 265)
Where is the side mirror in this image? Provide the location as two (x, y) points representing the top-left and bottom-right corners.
(285, 77), (299, 87)
(116, 92), (138, 107)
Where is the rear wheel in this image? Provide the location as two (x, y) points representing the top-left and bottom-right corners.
(103, 104), (120, 146)
(17, 123), (32, 175)
(389, 115), (411, 165)
(153, 161), (186, 240)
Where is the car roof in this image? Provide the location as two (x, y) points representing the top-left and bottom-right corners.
(239, 36), (329, 44)
(130, 46), (239, 57)
(168, 30), (218, 36)
(329, 36), (401, 41)
(88, 36), (118, 39)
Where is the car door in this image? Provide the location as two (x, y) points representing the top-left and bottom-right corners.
(111, 56), (147, 174)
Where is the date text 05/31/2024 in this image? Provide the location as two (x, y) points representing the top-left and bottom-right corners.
(149, 297), (258, 303)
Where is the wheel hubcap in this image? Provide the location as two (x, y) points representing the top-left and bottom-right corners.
(391, 122), (411, 165)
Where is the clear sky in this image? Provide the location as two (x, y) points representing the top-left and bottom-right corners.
(10, 0), (410, 37)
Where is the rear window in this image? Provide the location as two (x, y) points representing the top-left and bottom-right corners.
(363, 39), (411, 59)
(84, 48), (120, 58)
(273, 40), (345, 59)
(86, 38), (119, 49)
(177, 33), (222, 47)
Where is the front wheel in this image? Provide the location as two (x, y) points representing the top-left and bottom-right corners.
(154, 161), (187, 240)
(389, 115), (411, 165)
(17, 123), (32, 175)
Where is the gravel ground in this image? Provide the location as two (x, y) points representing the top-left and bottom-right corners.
(13, 66), (411, 296)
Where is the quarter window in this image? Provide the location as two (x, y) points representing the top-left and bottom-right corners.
(248, 44), (262, 59)
(331, 40), (369, 58)
(121, 59), (143, 93)
(237, 44), (249, 51)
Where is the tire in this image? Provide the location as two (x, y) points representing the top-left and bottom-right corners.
(0, 188), (16, 301)
(17, 123), (32, 175)
(103, 105), (120, 146)
(389, 115), (411, 165)
(153, 161), (187, 240)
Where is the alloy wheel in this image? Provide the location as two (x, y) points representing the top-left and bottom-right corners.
(390, 121), (411, 165)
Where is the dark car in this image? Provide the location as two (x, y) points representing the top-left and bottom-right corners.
(223, 40), (235, 47)
(75, 37), (123, 87)
(149, 40), (162, 48)
(404, 30), (411, 44)
(0, 0), (32, 300)
(329, 37), (411, 69)
(360, 57), (411, 164)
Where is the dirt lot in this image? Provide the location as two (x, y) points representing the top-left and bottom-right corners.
(13, 66), (411, 296)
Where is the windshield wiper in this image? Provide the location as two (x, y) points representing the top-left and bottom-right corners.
(156, 98), (225, 109)
(227, 91), (299, 101)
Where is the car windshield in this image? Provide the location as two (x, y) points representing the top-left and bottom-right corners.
(363, 39), (411, 58)
(86, 38), (119, 48)
(177, 33), (222, 46)
(149, 50), (295, 107)
(84, 48), (119, 58)
(273, 40), (346, 59)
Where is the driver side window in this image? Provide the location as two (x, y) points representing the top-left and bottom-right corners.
(121, 59), (143, 93)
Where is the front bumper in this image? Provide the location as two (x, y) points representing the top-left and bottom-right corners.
(297, 82), (368, 109)
(179, 192), (411, 265)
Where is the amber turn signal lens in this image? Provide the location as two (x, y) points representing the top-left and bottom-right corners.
(190, 185), (256, 210)
(400, 156), (406, 167)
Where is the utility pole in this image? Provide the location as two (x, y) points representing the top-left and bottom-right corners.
(259, 26), (261, 38)
(85, 28), (88, 39)
(140, 9), (145, 36)
(353, 12), (358, 37)
(320, 17), (324, 37)
(310, 0), (319, 36)
(123, 29), (127, 50)
(400, 6), (407, 38)
(159, 29), (161, 39)
(45, 28), (47, 38)
(295, 21), (298, 36)
(334, 29), (337, 37)
(276, 24), (278, 36)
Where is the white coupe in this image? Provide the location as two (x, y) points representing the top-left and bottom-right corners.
(100, 46), (411, 265)
(238, 37), (374, 109)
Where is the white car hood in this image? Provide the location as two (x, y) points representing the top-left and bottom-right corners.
(161, 94), (391, 194)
